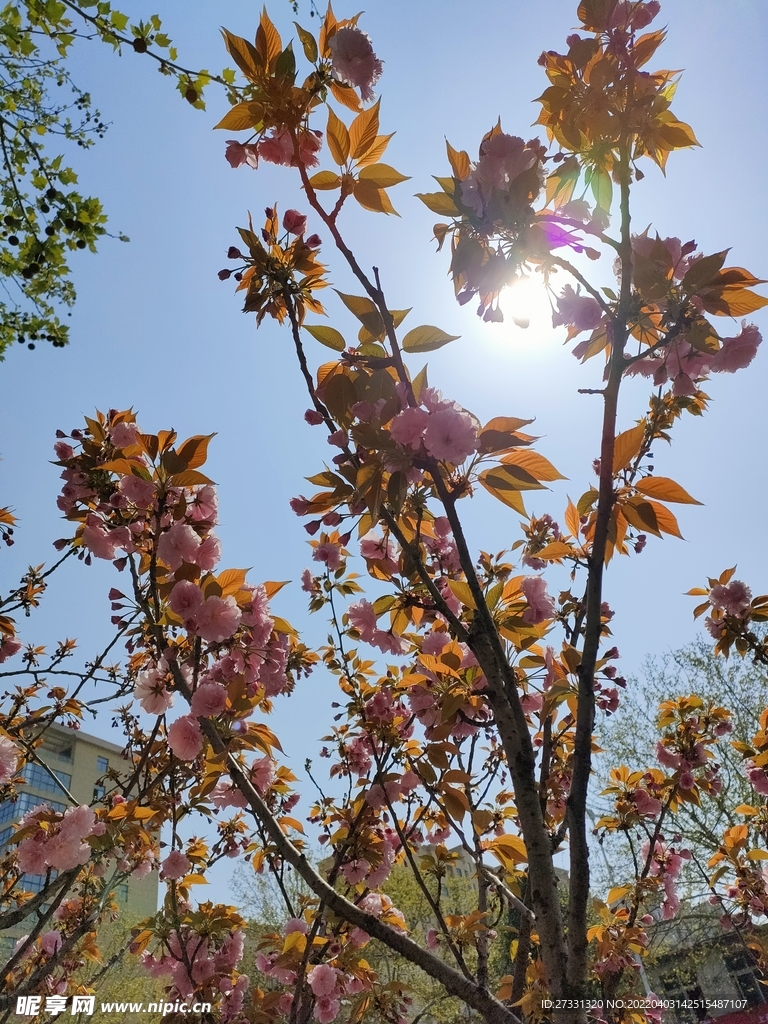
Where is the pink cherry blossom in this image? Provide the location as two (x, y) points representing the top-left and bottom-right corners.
(0, 636), (22, 664)
(423, 407), (478, 464)
(346, 598), (378, 640)
(194, 596), (242, 643)
(168, 715), (204, 760)
(134, 665), (174, 715)
(188, 485), (218, 523)
(711, 324), (761, 373)
(251, 756), (275, 796)
(169, 580), (204, 620)
(329, 26), (383, 102)
(554, 284), (603, 333)
(341, 859), (370, 884)
(190, 681), (228, 718)
(746, 762), (768, 796)
(41, 930), (62, 955)
(282, 209), (307, 236)
(307, 963), (339, 998)
(633, 789), (662, 817)
(157, 522), (201, 571)
(390, 406), (429, 448)
(372, 630), (408, 655)
(45, 831), (90, 870)
(211, 779), (248, 809)
(82, 515), (130, 561)
(195, 534), (222, 571)
(710, 580), (752, 617)
(0, 735), (19, 783)
(54, 440), (75, 460)
(313, 540), (343, 571)
(655, 742), (683, 770)
(110, 421), (139, 447)
(285, 918), (308, 935)
(421, 630), (450, 656)
(314, 997), (341, 1024)
(225, 140), (259, 169)
(59, 804), (96, 841)
(521, 577), (556, 624)
(118, 474), (156, 508)
(259, 128), (321, 168)
(160, 850), (191, 880)
(17, 836), (49, 874)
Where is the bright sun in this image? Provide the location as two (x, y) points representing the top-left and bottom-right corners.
(497, 274), (554, 331)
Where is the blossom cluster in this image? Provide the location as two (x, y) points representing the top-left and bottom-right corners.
(16, 804), (105, 874)
(142, 927), (248, 1021)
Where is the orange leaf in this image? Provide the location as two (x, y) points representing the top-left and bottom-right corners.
(635, 476), (701, 505)
(612, 423), (646, 474)
(349, 99), (380, 161)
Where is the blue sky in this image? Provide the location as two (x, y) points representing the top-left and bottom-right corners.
(1, 0), (767, 902)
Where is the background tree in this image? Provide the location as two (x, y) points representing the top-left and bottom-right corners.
(0, 0), (242, 357)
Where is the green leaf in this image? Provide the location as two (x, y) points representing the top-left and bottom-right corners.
(402, 325), (460, 353)
(411, 364), (429, 403)
(415, 191), (460, 217)
(293, 22), (318, 63)
(212, 101), (265, 131)
(358, 163), (411, 188)
(303, 324), (346, 351)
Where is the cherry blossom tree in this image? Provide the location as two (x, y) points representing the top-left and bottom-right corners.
(2, 3), (768, 1024)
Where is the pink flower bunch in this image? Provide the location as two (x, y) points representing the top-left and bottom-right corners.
(167, 715), (204, 761)
(250, 755), (275, 796)
(142, 927), (247, 1018)
(0, 635), (22, 664)
(632, 788), (662, 818)
(225, 140), (259, 169)
(17, 804), (104, 873)
(626, 323), (762, 395)
(342, 734), (373, 776)
(211, 779), (249, 810)
(608, 0), (661, 32)
(521, 576), (556, 624)
(0, 734), (19, 783)
(390, 389), (478, 465)
(160, 849), (191, 881)
(424, 517), (461, 574)
(710, 579), (752, 617)
(313, 537), (344, 571)
(553, 283), (603, 334)
(56, 464), (95, 514)
(359, 532), (399, 575)
(259, 127), (322, 168)
(328, 26), (383, 103)
(347, 599), (408, 656)
(745, 761), (768, 797)
(82, 513), (133, 561)
(134, 658), (176, 715)
(460, 133), (542, 218)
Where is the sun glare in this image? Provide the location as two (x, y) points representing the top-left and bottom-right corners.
(497, 274), (554, 332)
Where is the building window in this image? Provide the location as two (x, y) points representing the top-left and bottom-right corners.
(0, 826), (13, 849)
(96, 756), (109, 774)
(115, 883), (129, 903)
(40, 738), (73, 763)
(723, 947), (765, 1006)
(0, 793), (66, 825)
(20, 873), (48, 894)
(93, 785), (106, 801)
(23, 763), (72, 796)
